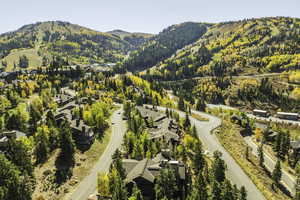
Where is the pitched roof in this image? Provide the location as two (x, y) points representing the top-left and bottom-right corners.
(291, 141), (300, 150)
(136, 106), (166, 122)
(122, 156), (186, 184)
(125, 158), (157, 183)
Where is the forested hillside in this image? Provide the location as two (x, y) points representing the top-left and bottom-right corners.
(0, 21), (150, 71)
(121, 22), (211, 72)
(107, 29), (153, 48)
(143, 17), (300, 80)
(137, 17), (300, 112)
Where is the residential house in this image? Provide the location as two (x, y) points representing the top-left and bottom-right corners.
(290, 141), (300, 153)
(53, 102), (95, 146)
(70, 119), (95, 145)
(0, 130), (27, 149)
(137, 106), (181, 148)
(55, 94), (75, 107)
(122, 155), (185, 200)
(253, 109), (269, 117)
(137, 106), (167, 128)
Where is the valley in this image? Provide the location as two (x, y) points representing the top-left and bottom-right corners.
(0, 16), (300, 200)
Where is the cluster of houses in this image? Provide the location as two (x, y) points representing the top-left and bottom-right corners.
(231, 113), (300, 156)
(252, 109), (300, 154)
(121, 106), (186, 200)
(0, 86), (96, 152)
(42, 88), (96, 146)
(258, 125), (300, 154)
(0, 62), (116, 80)
(253, 109), (299, 121)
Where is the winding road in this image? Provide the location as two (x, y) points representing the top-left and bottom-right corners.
(208, 104), (297, 195)
(65, 102), (297, 200)
(155, 106), (266, 200)
(64, 106), (126, 200)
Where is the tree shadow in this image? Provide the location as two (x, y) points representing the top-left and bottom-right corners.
(263, 167), (293, 198)
(240, 128), (252, 137)
(54, 151), (75, 185)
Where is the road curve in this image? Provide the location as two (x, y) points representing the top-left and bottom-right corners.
(208, 104), (297, 195)
(65, 106), (127, 200)
(155, 106), (266, 200)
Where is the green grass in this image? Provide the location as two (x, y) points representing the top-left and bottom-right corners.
(3, 48), (42, 71)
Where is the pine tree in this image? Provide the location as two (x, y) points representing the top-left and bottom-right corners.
(0, 154), (33, 199)
(194, 172), (208, 200)
(245, 146), (250, 161)
(19, 55), (29, 68)
(232, 184), (239, 200)
(178, 96), (185, 111)
(211, 181), (222, 200)
(272, 160), (282, 187)
(165, 108), (169, 118)
(212, 151), (226, 183)
(258, 143), (264, 168)
(281, 133), (290, 159)
(193, 144), (205, 174)
(111, 172), (127, 200)
(155, 167), (178, 200)
(130, 183), (144, 200)
(35, 126), (50, 164)
(6, 139), (33, 176)
(239, 186), (247, 200)
(60, 122), (75, 160)
(294, 163), (300, 200)
(113, 156), (126, 180)
(221, 180), (235, 200)
(196, 99), (206, 111)
(192, 125), (197, 137)
(184, 112), (191, 130)
(274, 133), (282, 158)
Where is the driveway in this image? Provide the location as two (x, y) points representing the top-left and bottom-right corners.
(65, 106), (127, 200)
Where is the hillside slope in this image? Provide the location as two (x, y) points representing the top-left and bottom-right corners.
(121, 22), (211, 72)
(0, 21), (147, 71)
(108, 29), (153, 50)
(140, 17), (300, 111)
(144, 17), (300, 81)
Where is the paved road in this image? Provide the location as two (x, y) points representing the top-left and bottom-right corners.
(155, 106), (266, 200)
(244, 136), (295, 195)
(162, 73), (282, 83)
(207, 104), (297, 195)
(65, 106), (127, 200)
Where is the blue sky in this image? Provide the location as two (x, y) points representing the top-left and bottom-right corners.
(1, 0), (299, 34)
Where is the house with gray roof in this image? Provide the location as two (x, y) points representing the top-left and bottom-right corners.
(290, 141), (300, 153)
(0, 130), (27, 150)
(51, 100), (95, 146)
(122, 157), (185, 200)
(137, 106), (182, 149)
(70, 119), (94, 145)
(136, 106), (167, 127)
